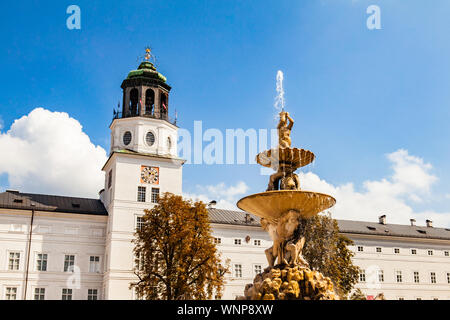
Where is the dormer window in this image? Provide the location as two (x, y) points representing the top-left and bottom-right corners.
(71, 203), (80, 208)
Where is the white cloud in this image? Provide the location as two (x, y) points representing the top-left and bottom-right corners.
(299, 149), (450, 227)
(184, 181), (249, 211)
(0, 116), (3, 131)
(0, 108), (107, 198)
(185, 150), (450, 227)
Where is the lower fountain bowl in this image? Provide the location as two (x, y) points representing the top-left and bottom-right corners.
(236, 190), (336, 221)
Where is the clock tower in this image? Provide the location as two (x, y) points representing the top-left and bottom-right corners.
(101, 50), (185, 299)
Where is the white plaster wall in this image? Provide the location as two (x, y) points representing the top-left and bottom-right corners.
(211, 224), (271, 300)
(0, 209), (107, 300)
(110, 117), (178, 157)
(348, 235), (450, 300)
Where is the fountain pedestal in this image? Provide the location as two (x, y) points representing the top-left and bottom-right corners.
(236, 111), (338, 300)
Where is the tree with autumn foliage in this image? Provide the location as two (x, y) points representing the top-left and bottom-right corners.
(302, 213), (360, 299)
(131, 193), (228, 300)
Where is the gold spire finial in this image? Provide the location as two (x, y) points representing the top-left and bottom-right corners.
(144, 47), (151, 61)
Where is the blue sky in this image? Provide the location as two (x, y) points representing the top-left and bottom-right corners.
(1, 0), (450, 225)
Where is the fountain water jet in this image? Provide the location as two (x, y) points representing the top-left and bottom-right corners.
(236, 107), (337, 300)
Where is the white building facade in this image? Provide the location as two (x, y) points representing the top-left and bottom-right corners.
(0, 60), (449, 300)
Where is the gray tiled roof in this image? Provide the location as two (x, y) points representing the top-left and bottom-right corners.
(1, 190), (448, 241)
(336, 219), (450, 241)
(0, 191), (107, 216)
(208, 208), (261, 227)
(208, 208), (450, 241)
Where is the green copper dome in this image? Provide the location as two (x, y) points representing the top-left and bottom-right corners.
(126, 61), (167, 82)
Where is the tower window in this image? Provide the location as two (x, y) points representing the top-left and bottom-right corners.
(123, 131), (132, 146)
(137, 187), (146, 202)
(167, 137), (172, 150)
(108, 170), (112, 189)
(146, 132), (155, 147)
(151, 188), (159, 203)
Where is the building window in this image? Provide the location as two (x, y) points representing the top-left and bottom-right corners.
(445, 251), (449, 257)
(357, 246), (364, 252)
(396, 271), (402, 283)
(62, 288), (72, 300)
(214, 237), (221, 245)
(414, 271), (420, 283)
(447, 273), (450, 284)
(151, 188), (159, 203)
(136, 216), (144, 231)
(254, 240), (261, 246)
(5, 287), (17, 300)
(137, 186), (146, 202)
(88, 289), (98, 300)
(89, 256), (100, 273)
(135, 252), (144, 271)
(416, 297), (422, 300)
(8, 252), (20, 270)
(411, 249), (417, 255)
(428, 250), (433, 256)
(234, 239), (241, 245)
(234, 264), (242, 278)
(359, 270), (366, 282)
(36, 253), (47, 271)
(398, 297), (404, 300)
(64, 255), (75, 272)
(394, 248), (400, 254)
(378, 270), (384, 282)
(376, 247), (382, 253)
(34, 288), (45, 300)
(254, 264), (262, 275)
(430, 272), (436, 284)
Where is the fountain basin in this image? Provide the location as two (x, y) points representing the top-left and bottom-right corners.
(237, 190), (336, 221)
(256, 147), (315, 170)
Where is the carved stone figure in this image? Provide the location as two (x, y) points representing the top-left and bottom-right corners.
(267, 165), (301, 191)
(260, 210), (308, 268)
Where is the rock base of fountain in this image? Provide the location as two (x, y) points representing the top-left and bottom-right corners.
(239, 264), (337, 300)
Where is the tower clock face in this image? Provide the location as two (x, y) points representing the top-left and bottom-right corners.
(140, 166), (159, 184)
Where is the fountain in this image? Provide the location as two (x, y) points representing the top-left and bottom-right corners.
(236, 109), (338, 300)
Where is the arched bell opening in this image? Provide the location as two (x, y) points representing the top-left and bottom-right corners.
(145, 89), (155, 116)
(160, 93), (168, 120)
(129, 88), (139, 116)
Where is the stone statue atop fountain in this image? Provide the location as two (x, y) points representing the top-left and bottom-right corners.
(278, 111), (294, 148)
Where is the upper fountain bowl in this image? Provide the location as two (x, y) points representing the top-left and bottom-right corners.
(237, 190), (336, 221)
(256, 147), (315, 170)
